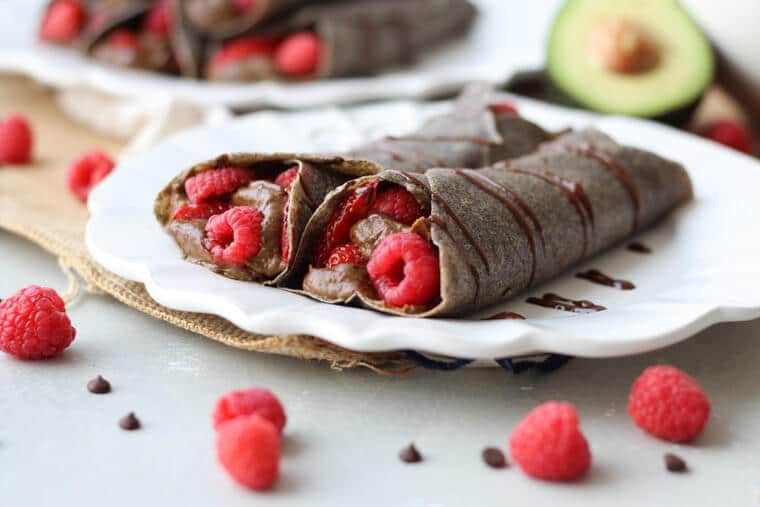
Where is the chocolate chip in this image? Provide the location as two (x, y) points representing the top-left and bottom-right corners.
(87, 375), (111, 394)
(482, 447), (508, 469)
(119, 412), (141, 431)
(399, 443), (422, 463)
(664, 453), (687, 472)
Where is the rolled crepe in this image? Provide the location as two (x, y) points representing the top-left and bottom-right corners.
(80, 0), (153, 50)
(293, 129), (693, 317)
(41, 0), (477, 81)
(267, 0), (477, 80)
(180, 0), (311, 39)
(154, 87), (551, 285)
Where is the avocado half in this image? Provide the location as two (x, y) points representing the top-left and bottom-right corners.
(547, 0), (715, 118)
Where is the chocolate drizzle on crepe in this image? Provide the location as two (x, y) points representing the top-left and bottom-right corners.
(502, 165), (595, 257)
(540, 142), (641, 232)
(387, 135), (496, 147)
(452, 169), (543, 285)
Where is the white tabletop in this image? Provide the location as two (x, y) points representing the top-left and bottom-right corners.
(2, 228), (758, 506)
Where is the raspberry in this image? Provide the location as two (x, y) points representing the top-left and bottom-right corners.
(66, 150), (115, 203)
(628, 365), (710, 443)
(232, 0), (258, 14)
(143, 0), (172, 35)
(212, 388), (286, 433)
(367, 232), (440, 307)
(314, 184), (376, 267)
(280, 204), (290, 262)
(0, 286), (76, 359)
(216, 415), (280, 491)
(185, 167), (252, 203)
(509, 401), (591, 482)
(172, 201), (230, 221)
(209, 37), (278, 71)
(204, 207), (263, 266)
(369, 186), (424, 226)
(106, 29), (139, 49)
(489, 101), (518, 115)
(0, 114), (34, 165)
(701, 120), (753, 154)
(39, 0), (86, 43)
(326, 243), (366, 269)
(274, 32), (322, 77)
(274, 166), (298, 192)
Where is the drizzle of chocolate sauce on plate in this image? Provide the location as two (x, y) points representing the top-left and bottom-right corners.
(628, 242), (652, 254)
(576, 269), (635, 290)
(485, 311), (526, 320)
(526, 293), (606, 313)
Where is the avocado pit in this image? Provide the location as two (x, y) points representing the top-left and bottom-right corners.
(589, 18), (660, 75)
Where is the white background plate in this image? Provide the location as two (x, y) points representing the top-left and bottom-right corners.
(0, 0), (559, 108)
(86, 95), (760, 360)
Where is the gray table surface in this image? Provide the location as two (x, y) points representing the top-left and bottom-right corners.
(1, 229), (758, 506)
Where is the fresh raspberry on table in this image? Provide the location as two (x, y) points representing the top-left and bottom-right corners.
(628, 365), (711, 443)
(489, 102), (519, 115)
(369, 186), (424, 226)
(185, 167), (252, 203)
(367, 232), (440, 307)
(204, 206), (263, 266)
(143, 0), (173, 35)
(216, 415), (280, 491)
(274, 32), (322, 77)
(0, 114), (34, 165)
(172, 201), (230, 221)
(209, 37), (278, 71)
(274, 166), (299, 192)
(39, 0), (86, 44)
(0, 286), (76, 360)
(700, 120), (753, 154)
(232, 0), (258, 14)
(212, 388), (286, 433)
(66, 150), (115, 203)
(509, 401), (591, 482)
(315, 184), (376, 267)
(326, 243), (367, 269)
(106, 29), (139, 49)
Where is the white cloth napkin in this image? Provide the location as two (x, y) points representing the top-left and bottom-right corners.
(55, 88), (232, 156)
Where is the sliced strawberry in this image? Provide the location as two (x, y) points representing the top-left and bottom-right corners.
(326, 243), (366, 269)
(172, 201), (230, 221)
(314, 184), (377, 267)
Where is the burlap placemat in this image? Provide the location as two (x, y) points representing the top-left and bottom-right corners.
(0, 74), (411, 373)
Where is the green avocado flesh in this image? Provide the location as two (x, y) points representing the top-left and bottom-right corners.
(548, 0), (714, 117)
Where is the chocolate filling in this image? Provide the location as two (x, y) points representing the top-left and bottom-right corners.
(207, 56), (277, 82)
(302, 264), (374, 303)
(231, 181), (288, 278)
(350, 215), (407, 260)
(185, 0), (237, 31)
(92, 32), (175, 72)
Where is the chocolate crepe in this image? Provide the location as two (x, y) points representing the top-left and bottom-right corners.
(154, 88), (551, 285)
(180, 0), (312, 39)
(40, 0), (477, 81)
(293, 129), (693, 317)
(264, 0), (477, 80)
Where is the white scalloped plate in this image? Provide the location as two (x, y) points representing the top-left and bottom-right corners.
(86, 95), (760, 359)
(0, 0), (559, 109)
